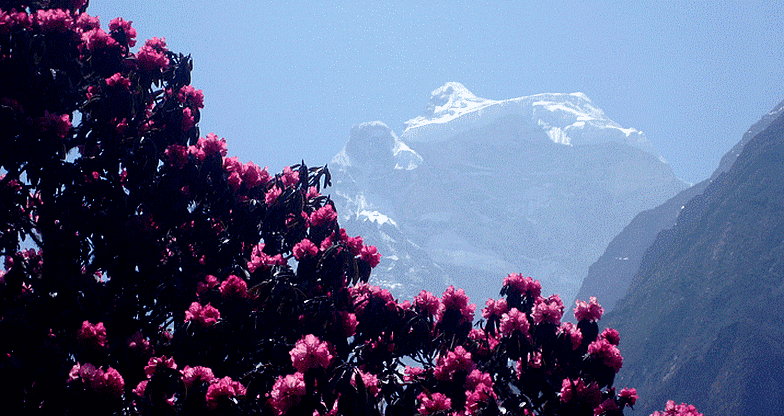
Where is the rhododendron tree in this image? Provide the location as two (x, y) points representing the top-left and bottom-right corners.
(0, 2), (702, 415)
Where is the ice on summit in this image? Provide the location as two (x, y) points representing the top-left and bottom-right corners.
(402, 82), (657, 157)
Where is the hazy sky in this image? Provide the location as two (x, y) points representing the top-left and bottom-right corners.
(90, 1), (782, 184)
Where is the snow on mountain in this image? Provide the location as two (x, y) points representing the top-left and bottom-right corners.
(331, 83), (686, 304)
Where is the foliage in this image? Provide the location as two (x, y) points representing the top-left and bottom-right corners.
(0, 2), (702, 416)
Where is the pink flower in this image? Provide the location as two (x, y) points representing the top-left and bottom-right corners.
(177, 85), (204, 109)
(180, 365), (216, 388)
(559, 378), (601, 407)
(309, 205), (337, 227)
(360, 245), (381, 268)
(404, 366), (425, 382)
(293, 238), (318, 260)
(133, 379), (148, 397)
(81, 28), (118, 51)
(306, 186), (320, 199)
(531, 294), (564, 325)
(108, 17), (136, 47)
(264, 186), (282, 205)
(181, 107), (195, 131)
(558, 322), (584, 350)
(136, 37), (169, 72)
(205, 376), (246, 410)
(68, 363), (124, 398)
(77, 320), (107, 349)
(74, 13), (99, 32)
(289, 334), (333, 372)
(184, 302), (220, 327)
(227, 171), (242, 190)
(98, 367), (125, 398)
(144, 356), (177, 378)
(196, 274), (219, 295)
(650, 400), (703, 416)
(338, 311), (358, 337)
(437, 285), (475, 325)
(587, 338), (623, 372)
(417, 392), (452, 415)
(434, 345), (476, 382)
(37, 111), (71, 138)
(469, 328), (500, 354)
(127, 331), (153, 356)
(593, 398), (620, 415)
(198, 133), (227, 158)
(618, 387), (637, 406)
(482, 298), (508, 319)
(499, 307), (530, 336)
(414, 290), (440, 316)
(219, 274), (248, 298)
(600, 327), (620, 346)
(503, 274), (541, 298)
(105, 73), (131, 90)
(351, 369), (380, 396)
(0, 10), (32, 35)
(343, 232), (364, 256)
(281, 165), (299, 187)
(241, 162), (269, 189)
(574, 297), (604, 322)
(268, 372), (306, 416)
(34, 9), (73, 33)
(247, 243), (287, 273)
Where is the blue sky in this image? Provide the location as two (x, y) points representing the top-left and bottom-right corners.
(90, 1), (782, 184)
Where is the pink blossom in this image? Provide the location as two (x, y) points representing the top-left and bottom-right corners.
(650, 400), (703, 416)
(219, 274), (248, 298)
(531, 294), (564, 325)
(34, 9), (73, 33)
(587, 338), (623, 372)
(281, 165), (299, 187)
(618, 387), (637, 406)
(593, 398), (620, 415)
(184, 302), (220, 327)
(559, 378), (601, 407)
(600, 327), (620, 346)
(293, 238), (318, 260)
(81, 28), (118, 51)
(437, 285), (476, 325)
(37, 111), (71, 138)
(338, 311), (358, 336)
(127, 331), (153, 356)
(136, 37), (169, 72)
(133, 379), (148, 397)
(108, 17), (136, 47)
(198, 133), (227, 157)
(105, 73), (131, 90)
(247, 243), (287, 273)
(98, 367), (125, 398)
(180, 365), (216, 388)
(241, 162), (269, 189)
(574, 297), (604, 322)
(205, 376), (246, 410)
(404, 366), (425, 382)
(343, 232), (364, 256)
(351, 370), (380, 396)
(558, 322), (584, 350)
(264, 186), (282, 205)
(503, 274), (542, 298)
(74, 13), (99, 32)
(177, 85), (204, 109)
(0, 10), (32, 34)
(181, 107), (195, 131)
(309, 205), (337, 227)
(268, 372), (306, 416)
(306, 186), (321, 199)
(469, 328), (500, 354)
(465, 375), (497, 415)
(434, 345), (476, 382)
(417, 392), (452, 415)
(499, 308), (530, 336)
(360, 245), (381, 268)
(144, 356), (177, 378)
(196, 274), (219, 295)
(77, 320), (107, 349)
(350, 283), (395, 316)
(414, 290), (440, 316)
(482, 298), (508, 319)
(223, 156), (242, 173)
(289, 334), (333, 372)
(68, 363), (124, 398)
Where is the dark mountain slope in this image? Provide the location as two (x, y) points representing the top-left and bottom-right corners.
(605, 111), (784, 415)
(575, 99), (784, 312)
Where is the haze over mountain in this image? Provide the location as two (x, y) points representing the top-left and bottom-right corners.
(604, 103), (784, 415)
(330, 83), (686, 304)
(575, 99), (784, 312)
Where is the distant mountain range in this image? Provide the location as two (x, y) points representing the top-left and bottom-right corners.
(602, 100), (784, 415)
(330, 82), (685, 304)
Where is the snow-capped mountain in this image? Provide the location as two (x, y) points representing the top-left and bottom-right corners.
(331, 82), (686, 304)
